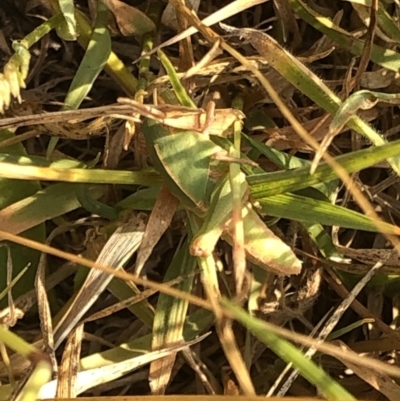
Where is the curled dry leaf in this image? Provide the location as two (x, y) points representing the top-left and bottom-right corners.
(103, 0), (155, 36)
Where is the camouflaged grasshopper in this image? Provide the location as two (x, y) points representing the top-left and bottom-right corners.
(117, 97), (302, 281)
(117, 97), (245, 138)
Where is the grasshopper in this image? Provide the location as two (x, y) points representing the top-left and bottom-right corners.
(117, 97), (245, 138)
(118, 97), (302, 282)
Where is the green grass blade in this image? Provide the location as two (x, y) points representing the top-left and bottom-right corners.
(20, 14), (64, 49)
(157, 50), (196, 108)
(58, 0), (77, 39)
(191, 175), (247, 257)
(150, 240), (196, 392)
(243, 133), (310, 170)
(47, 1), (111, 156)
(243, 133), (338, 197)
(0, 153), (85, 167)
(106, 278), (155, 328)
(0, 183), (105, 235)
(377, 5), (400, 41)
(259, 193), (399, 234)
(63, 1), (110, 109)
(249, 138), (400, 198)
(20, 361), (52, 401)
(0, 325), (38, 358)
(0, 161), (162, 185)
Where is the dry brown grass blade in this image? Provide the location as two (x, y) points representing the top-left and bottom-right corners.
(56, 324), (83, 398)
(173, 0), (196, 73)
(182, 39), (223, 80)
(53, 213), (146, 349)
(135, 186), (179, 276)
(335, 245), (400, 266)
(348, 0), (378, 91)
(351, 337), (400, 354)
(215, 315), (256, 395)
(296, 247), (400, 275)
(149, 353), (175, 395)
(162, 0), (200, 32)
(35, 251), (57, 374)
(0, 104), (133, 129)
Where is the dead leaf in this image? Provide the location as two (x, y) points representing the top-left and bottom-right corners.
(135, 186), (180, 276)
(103, 0), (155, 36)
